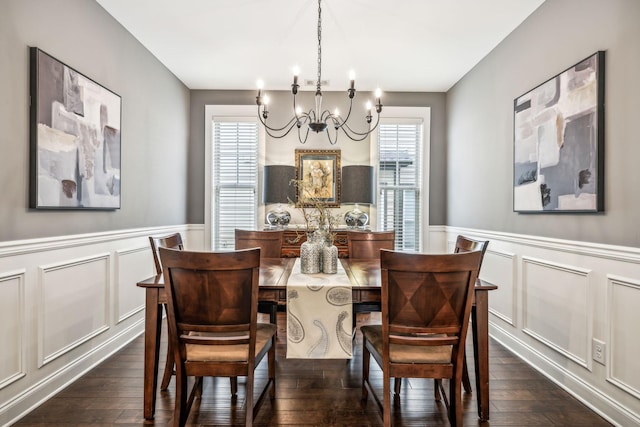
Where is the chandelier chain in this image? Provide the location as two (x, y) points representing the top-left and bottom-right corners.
(316, 0), (322, 94)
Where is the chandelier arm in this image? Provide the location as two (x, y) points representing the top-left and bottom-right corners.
(297, 123), (311, 144)
(262, 117), (302, 139)
(327, 97), (355, 130)
(339, 120), (371, 137)
(343, 110), (381, 136)
(264, 123), (299, 139)
(326, 125), (339, 145)
(320, 109), (335, 122)
(338, 126), (373, 142)
(340, 128), (376, 142)
(338, 113), (381, 140)
(257, 106), (300, 133)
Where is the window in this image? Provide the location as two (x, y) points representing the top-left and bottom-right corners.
(212, 118), (258, 250)
(376, 118), (424, 252)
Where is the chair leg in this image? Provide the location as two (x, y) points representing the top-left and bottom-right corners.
(268, 337), (276, 398)
(174, 368), (188, 427)
(270, 303), (278, 335)
(362, 342), (370, 401)
(449, 372), (463, 427)
(434, 378), (442, 401)
(383, 369), (391, 427)
(245, 370), (254, 427)
(394, 377), (402, 397)
(230, 377), (238, 398)
(462, 355), (472, 393)
(161, 304), (175, 390)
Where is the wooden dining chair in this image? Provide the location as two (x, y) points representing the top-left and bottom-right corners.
(393, 235), (490, 399)
(159, 247), (276, 427)
(454, 235), (489, 394)
(149, 233), (184, 391)
(235, 229), (284, 327)
(234, 229), (284, 257)
(346, 230), (395, 259)
(347, 230), (395, 330)
(361, 249), (482, 427)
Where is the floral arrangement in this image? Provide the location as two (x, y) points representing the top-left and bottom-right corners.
(290, 179), (341, 243)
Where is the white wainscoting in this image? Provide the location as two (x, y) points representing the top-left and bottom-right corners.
(0, 270), (26, 391)
(0, 224), (203, 426)
(441, 226), (640, 427)
(3, 224), (638, 426)
(607, 275), (640, 400)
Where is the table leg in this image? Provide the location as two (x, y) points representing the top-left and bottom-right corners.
(472, 290), (490, 421)
(143, 288), (162, 419)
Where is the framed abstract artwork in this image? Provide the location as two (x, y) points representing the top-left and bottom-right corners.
(513, 51), (605, 212)
(295, 149), (341, 207)
(29, 47), (121, 209)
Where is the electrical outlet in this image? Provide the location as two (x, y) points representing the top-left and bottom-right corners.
(593, 338), (606, 365)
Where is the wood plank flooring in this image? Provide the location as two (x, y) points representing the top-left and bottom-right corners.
(14, 312), (612, 426)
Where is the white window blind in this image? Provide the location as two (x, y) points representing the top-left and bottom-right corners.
(377, 121), (422, 252)
(212, 119), (258, 250)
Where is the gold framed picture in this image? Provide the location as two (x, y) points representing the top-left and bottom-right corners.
(295, 149), (341, 207)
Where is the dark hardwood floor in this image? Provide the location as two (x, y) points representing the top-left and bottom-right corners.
(14, 312), (612, 426)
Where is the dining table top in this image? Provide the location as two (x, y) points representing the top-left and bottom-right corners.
(136, 257), (497, 291)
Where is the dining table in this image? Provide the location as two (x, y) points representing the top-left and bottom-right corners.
(136, 257), (497, 421)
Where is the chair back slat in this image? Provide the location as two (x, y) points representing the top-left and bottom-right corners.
(347, 230), (395, 259)
(454, 235), (489, 270)
(149, 233), (184, 274)
(235, 229), (283, 258)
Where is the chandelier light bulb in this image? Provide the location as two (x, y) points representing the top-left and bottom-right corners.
(257, 79), (264, 90)
(365, 101), (372, 111)
(293, 65), (300, 77)
(263, 95), (270, 106)
(375, 88), (382, 98)
(296, 106), (302, 115)
(334, 108), (339, 116)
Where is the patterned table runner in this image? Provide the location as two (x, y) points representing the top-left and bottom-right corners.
(286, 258), (353, 359)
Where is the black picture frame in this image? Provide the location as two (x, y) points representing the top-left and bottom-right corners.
(29, 47), (122, 210)
(513, 51), (605, 213)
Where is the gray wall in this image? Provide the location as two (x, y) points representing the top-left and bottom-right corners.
(446, 0), (640, 247)
(187, 90), (447, 225)
(0, 0), (190, 242)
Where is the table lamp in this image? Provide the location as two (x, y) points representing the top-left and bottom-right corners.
(263, 165), (296, 228)
(341, 165), (375, 228)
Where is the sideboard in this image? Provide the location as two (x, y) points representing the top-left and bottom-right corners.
(281, 229), (349, 258)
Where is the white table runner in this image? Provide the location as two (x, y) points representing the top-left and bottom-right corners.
(286, 258), (353, 359)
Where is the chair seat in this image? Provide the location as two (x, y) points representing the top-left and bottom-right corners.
(186, 323), (277, 362)
(361, 325), (451, 364)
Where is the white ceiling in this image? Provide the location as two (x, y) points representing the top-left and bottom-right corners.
(96, 0), (545, 92)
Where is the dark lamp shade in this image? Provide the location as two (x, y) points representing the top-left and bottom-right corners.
(263, 165), (296, 204)
(341, 165), (375, 205)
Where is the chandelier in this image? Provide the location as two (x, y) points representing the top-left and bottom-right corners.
(255, 0), (382, 145)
